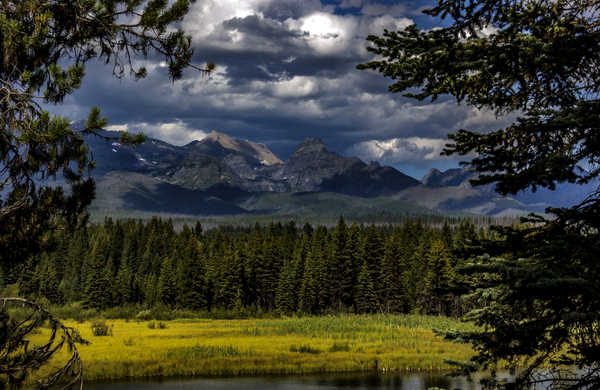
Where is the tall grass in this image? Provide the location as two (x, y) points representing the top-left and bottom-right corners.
(29, 314), (475, 382)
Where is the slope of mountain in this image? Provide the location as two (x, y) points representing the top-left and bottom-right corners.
(92, 172), (247, 215)
(422, 166), (598, 209)
(188, 131), (283, 166)
(82, 129), (186, 173)
(79, 127), (582, 217)
(240, 191), (434, 216)
(176, 132), (287, 192)
(422, 167), (473, 188)
(273, 138), (420, 196)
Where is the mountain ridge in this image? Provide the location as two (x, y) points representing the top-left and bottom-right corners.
(79, 127), (584, 217)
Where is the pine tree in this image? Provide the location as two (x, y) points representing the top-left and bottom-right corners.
(83, 235), (113, 310)
(144, 274), (159, 307)
(176, 238), (207, 310)
(39, 259), (63, 304)
(275, 257), (297, 314)
(330, 217), (354, 311)
(298, 250), (319, 314)
(347, 224), (362, 311)
(256, 235), (281, 311)
(355, 260), (378, 314)
(62, 228), (89, 301)
(115, 258), (134, 305)
(215, 246), (241, 310)
(380, 234), (406, 313)
(423, 239), (455, 316)
(158, 258), (177, 307)
(18, 259), (40, 300)
(361, 225), (384, 306)
(314, 229), (332, 311)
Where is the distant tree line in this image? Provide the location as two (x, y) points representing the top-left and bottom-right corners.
(4, 217), (484, 317)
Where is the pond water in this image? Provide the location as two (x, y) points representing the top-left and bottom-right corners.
(86, 372), (485, 390)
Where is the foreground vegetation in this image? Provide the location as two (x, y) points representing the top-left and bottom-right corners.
(31, 315), (475, 382)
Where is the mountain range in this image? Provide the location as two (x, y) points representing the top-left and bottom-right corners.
(81, 128), (593, 217)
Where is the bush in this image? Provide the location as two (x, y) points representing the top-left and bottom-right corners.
(91, 321), (112, 336)
(102, 305), (139, 319)
(135, 310), (152, 321)
(123, 337), (136, 346)
(289, 344), (321, 354)
(147, 321), (167, 329)
(52, 302), (97, 322)
(328, 342), (351, 352)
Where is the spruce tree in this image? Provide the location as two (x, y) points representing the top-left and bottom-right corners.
(422, 239), (455, 316)
(330, 217), (354, 311)
(115, 258), (134, 305)
(275, 257), (298, 315)
(83, 235), (113, 310)
(359, 2), (600, 383)
(361, 225), (384, 306)
(215, 246), (242, 310)
(355, 260), (378, 314)
(144, 274), (159, 307)
(39, 259), (63, 305)
(298, 250), (319, 314)
(158, 258), (177, 307)
(176, 238), (207, 310)
(380, 234), (406, 313)
(18, 259), (40, 300)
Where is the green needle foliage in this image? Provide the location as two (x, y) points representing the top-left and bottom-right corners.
(1, 0), (210, 387)
(0, 298), (89, 389)
(359, 0), (600, 388)
(0, 0), (212, 271)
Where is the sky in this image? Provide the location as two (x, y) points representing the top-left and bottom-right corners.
(52, 0), (516, 179)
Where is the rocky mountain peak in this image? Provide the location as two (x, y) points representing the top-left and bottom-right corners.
(204, 131), (238, 150)
(422, 166), (474, 187)
(421, 168), (443, 185)
(196, 130), (282, 166)
(292, 138), (327, 156)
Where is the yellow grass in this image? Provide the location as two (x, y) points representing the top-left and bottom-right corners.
(30, 314), (475, 382)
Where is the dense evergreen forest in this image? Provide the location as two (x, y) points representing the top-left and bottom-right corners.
(4, 217), (484, 317)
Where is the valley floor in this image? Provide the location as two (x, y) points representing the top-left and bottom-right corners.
(32, 315), (475, 382)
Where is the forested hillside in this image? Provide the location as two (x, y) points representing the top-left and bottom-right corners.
(7, 217), (482, 317)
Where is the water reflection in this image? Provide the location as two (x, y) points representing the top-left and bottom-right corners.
(86, 372), (482, 390)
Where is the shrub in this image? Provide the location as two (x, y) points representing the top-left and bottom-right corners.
(328, 342), (351, 352)
(147, 321), (168, 329)
(52, 302), (97, 322)
(136, 310), (153, 321)
(123, 337), (136, 346)
(103, 305), (139, 319)
(91, 321), (112, 336)
(289, 344), (321, 354)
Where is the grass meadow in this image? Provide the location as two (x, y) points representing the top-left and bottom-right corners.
(30, 314), (476, 382)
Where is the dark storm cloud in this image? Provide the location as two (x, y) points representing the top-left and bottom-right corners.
(259, 0), (325, 21)
(51, 0), (512, 178)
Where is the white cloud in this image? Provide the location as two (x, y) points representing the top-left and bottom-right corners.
(367, 15), (413, 35)
(182, 0), (270, 39)
(347, 137), (450, 164)
(107, 121), (207, 146)
(284, 12), (358, 54)
(254, 75), (319, 98)
(455, 106), (520, 131)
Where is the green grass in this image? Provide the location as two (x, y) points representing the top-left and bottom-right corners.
(29, 314), (476, 382)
